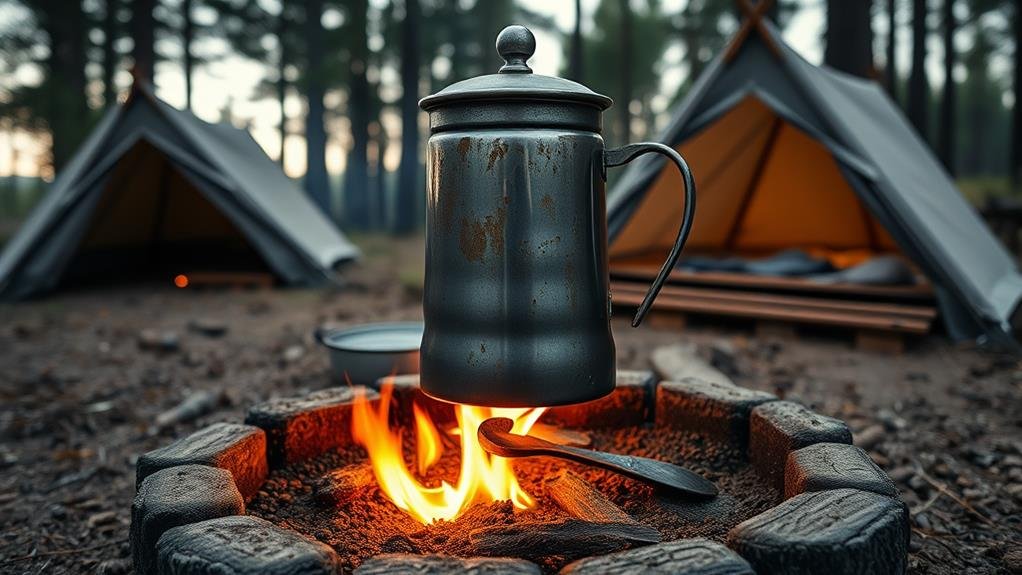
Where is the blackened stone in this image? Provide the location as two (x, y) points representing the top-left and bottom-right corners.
(560, 538), (754, 574)
(543, 370), (654, 428)
(246, 386), (378, 467)
(655, 377), (776, 446)
(136, 422), (267, 500)
(750, 401), (852, 489)
(156, 515), (338, 575)
(131, 465), (244, 575)
(355, 553), (541, 574)
(785, 442), (899, 499)
(727, 488), (909, 575)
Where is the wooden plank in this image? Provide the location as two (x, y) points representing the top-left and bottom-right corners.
(610, 260), (934, 301)
(611, 281), (937, 321)
(611, 290), (930, 334)
(547, 470), (656, 537)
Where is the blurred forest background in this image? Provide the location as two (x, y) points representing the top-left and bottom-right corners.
(0, 0), (1018, 240)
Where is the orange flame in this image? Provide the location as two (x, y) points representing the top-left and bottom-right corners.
(351, 383), (546, 524)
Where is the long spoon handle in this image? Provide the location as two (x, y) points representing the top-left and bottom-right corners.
(479, 418), (717, 497)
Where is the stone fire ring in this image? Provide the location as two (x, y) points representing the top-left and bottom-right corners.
(130, 371), (909, 574)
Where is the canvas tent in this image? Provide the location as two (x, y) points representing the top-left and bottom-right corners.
(0, 83), (359, 299)
(607, 19), (1022, 344)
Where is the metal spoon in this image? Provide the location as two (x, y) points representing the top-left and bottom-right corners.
(478, 417), (718, 498)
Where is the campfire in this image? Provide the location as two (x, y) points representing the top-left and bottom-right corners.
(350, 382), (546, 524)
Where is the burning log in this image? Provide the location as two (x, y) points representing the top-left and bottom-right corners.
(470, 469), (659, 560)
(315, 462), (375, 507)
(547, 469), (660, 542)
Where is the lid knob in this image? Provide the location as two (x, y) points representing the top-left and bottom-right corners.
(496, 25), (535, 74)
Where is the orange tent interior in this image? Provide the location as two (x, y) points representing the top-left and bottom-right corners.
(611, 96), (905, 270)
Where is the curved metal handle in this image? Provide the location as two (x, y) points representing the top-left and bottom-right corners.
(604, 142), (697, 327)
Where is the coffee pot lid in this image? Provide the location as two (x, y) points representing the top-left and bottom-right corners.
(418, 25), (612, 112)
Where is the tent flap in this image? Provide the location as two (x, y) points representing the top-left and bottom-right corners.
(0, 83), (359, 300)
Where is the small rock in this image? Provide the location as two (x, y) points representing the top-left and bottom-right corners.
(282, 345), (305, 363)
(785, 442), (899, 499)
(96, 558), (132, 575)
(188, 319), (228, 337)
(651, 344), (733, 386)
(749, 401), (853, 489)
(137, 329), (180, 353)
(561, 538), (753, 574)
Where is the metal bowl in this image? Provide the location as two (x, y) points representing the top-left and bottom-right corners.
(315, 322), (423, 386)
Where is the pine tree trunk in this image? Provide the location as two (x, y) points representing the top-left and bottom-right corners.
(886, 0), (898, 100)
(907, 0), (929, 140)
(1012, 0), (1021, 190)
(131, 0), (156, 84)
(343, 0), (371, 229)
(304, 0), (331, 216)
(938, 0), (955, 174)
(569, 0), (584, 82)
(183, 0), (194, 110)
(824, 0), (874, 78)
(618, 0), (632, 145)
(394, 0), (421, 233)
(48, 0), (90, 173)
(102, 0), (118, 108)
(276, 12), (288, 168)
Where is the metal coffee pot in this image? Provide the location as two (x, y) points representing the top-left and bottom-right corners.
(418, 25), (696, 407)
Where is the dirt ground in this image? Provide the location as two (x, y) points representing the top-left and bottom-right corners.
(1, 235), (1020, 574)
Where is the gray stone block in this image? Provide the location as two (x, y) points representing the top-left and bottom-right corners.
(355, 553), (542, 574)
(542, 370), (654, 428)
(246, 386), (379, 467)
(655, 377), (776, 446)
(728, 488), (909, 575)
(785, 442), (899, 499)
(559, 538), (754, 574)
(750, 401), (852, 488)
(156, 515), (339, 575)
(137, 422), (267, 500)
(131, 465), (244, 575)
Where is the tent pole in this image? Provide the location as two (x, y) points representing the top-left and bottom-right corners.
(724, 116), (784, 251)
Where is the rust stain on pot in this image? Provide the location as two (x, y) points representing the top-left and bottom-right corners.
(540, 194), (555, 219)
(457, 137), (471, 161)
(486, 140), (508, 172)
(459, 217), (486, 262)
(482, 206), (506, 256)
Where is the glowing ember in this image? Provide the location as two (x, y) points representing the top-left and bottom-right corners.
(351, 382), (546, 524)
(173, 274), (189, 288)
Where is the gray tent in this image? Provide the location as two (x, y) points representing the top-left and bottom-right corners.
(0, 84), (359, 299)
(607, 21), (1022, 344)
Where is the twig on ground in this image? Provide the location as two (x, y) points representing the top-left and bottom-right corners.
(913, 463), (996, 528)
(0, 541), (122, 565)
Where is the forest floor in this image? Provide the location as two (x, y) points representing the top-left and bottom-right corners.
(0, 234), (1020, 574)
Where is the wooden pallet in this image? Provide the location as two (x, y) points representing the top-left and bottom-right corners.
(611, 280), (936, 353)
